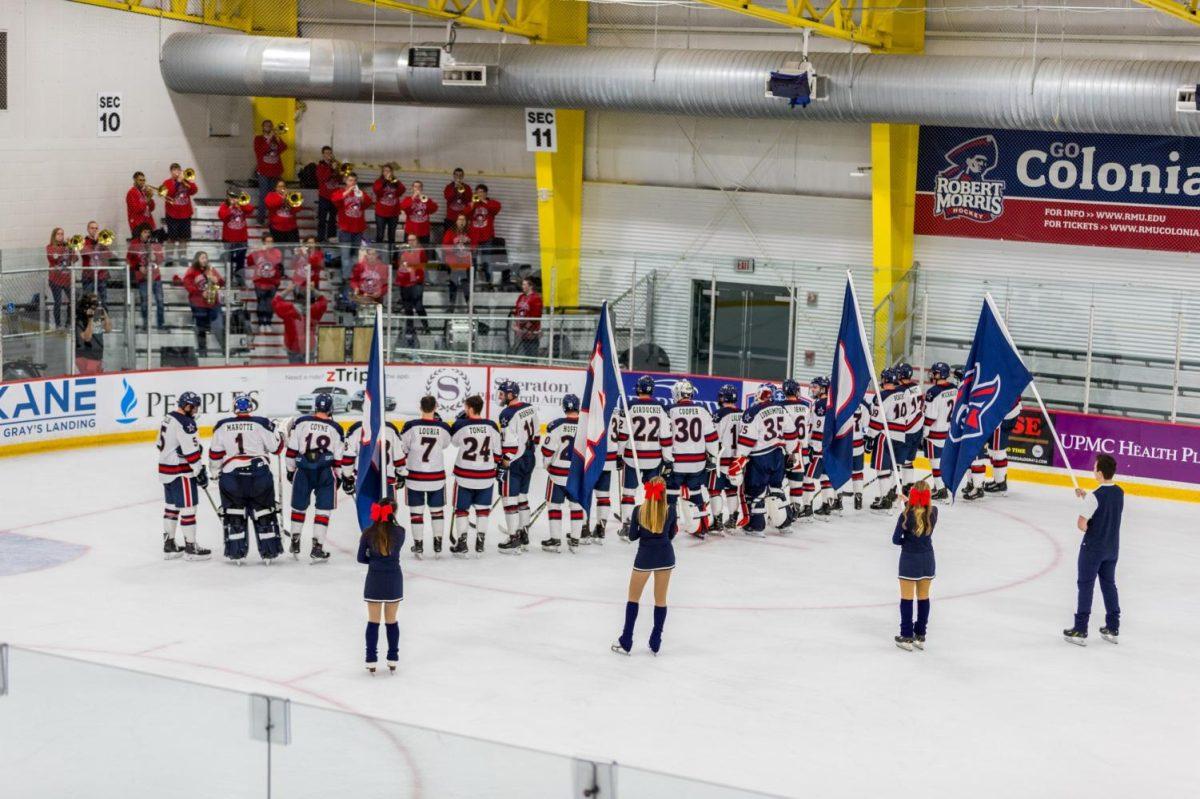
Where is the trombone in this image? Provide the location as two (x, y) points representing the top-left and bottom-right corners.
(97, 229), (115, 247)
(182, 167), (197, 182)
(286, 191), (304, 209)
(67, 234), (86, 252)
(156, 183), (170, 197)
(276, 121), (289, 135)
(237, 191), (252, 205)
(339, 162), (355, 178)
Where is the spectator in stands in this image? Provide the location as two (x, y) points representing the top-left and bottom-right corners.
(397, 233), (430, 336)
(218, 189), (255, 288)
(290, 237), (324, 292)
(74, 293), (111, 375)
(253, 120), (287, 224)
(81, 221), (112, 309)
(248, 234), (283, 327)
(126, 171), (157, 238)
(46, 227), (77, 329)
(373, 163), (405, 262)
(332, 172), (373, 305)
(443, 167), (473, 240)
(182, 251), (226, 357)
(469, 184), (502, 286)
(273, 283), (329, 364)
(442, 214), (474, 310)
(160, 163), (198, 267)
(512, 277), (543, 359)
(128, 227), (165, 330)
(315, 145), (341, 242)
(264, 179), (301, 247)
(349, 246), (389, 306)
(401, 180), (438, 249)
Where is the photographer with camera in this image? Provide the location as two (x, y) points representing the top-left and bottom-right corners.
(75, 292), (112, 375)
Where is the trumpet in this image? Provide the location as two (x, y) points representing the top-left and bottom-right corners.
(97, 229), (115, 247)
(472, 193), (482, 203)
(183, 167), (197, 182)
(419, 194), (428, 203)
(203, 274), (221, 305)
(339, 162), (355, 178)
(68, 234), (86, 252)
(275, 121), (289, 135)
(237, 191), (252, 205)
(286, 191), (304, 209)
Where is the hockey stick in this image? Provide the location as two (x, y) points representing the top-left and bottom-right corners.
(200, 481), (224, 518)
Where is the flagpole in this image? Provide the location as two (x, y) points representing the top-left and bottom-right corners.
(603, 302), (643, 476)
(846, 271), (901, 489)
(376, 304), (387, 502)
(984, 293), (1079, 491)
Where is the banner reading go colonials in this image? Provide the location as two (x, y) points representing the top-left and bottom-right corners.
(915, 127), (1200, 253)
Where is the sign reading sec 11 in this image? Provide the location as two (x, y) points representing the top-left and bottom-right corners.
(525, 108), (557, 153)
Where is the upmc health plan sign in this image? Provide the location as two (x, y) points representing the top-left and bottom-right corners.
(915, 126), (1200, 252)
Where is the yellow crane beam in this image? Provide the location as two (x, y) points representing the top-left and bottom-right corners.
(690, 0), (883, 49)
(344, 0), (547, 41)
(69, 0), (252, 32)
(1133, 0), (1200, 26)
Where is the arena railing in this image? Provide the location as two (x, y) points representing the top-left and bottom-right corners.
(0, 644), (783, 799)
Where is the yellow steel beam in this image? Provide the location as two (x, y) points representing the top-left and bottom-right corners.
(248, 1), (298, 179)
(68, 0), (252, 32)
(345, 0), (546, 40)
(1134, 0), (1200, 26)
(690, 0), (884, 49)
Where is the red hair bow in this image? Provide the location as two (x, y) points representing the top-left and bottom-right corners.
(644, 481), (666, 502)
(370, 502), (394, 522)
(907, 488), (931, 508)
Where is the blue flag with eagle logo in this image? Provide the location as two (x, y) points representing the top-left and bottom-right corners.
(941, 296), (1033, 499)
(823, 278), (873, 491)
(566, 303), (623, 514)
(354, 307), (387, 531)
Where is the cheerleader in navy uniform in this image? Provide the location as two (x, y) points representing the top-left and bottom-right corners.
(612, 477), (677, 656)
(893, 480), (938, 651)
(357, 499), (406, 673)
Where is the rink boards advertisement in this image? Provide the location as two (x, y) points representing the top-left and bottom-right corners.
(915, 127), (1200, 253)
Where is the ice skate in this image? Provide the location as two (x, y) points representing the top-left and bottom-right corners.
(309, 541), (330, 562)
(289, 530), (301, 557)
(541, 537), (562, 553)
(184, 541), (211, 561)
(579, 526), (593, 545)
(387, 659), (397, 673)
(433, 536), (443, 557)
(365, 660), (377, 674)
(1063, 628), (1088, 646)
(518, 526), (531, 552)
(894, 635), (914, 651)
(610, 641), (631, 656)
(833, 495), (844, 513)
(962, 485), (985, 501)
(853, 492), (863, 511)
(474, 532), (486, 556)
(796, 504), (813, 521)
(984, 479), (1008, 495)
(712, 513), (724, 531)
(450, 535), (468, 558)
(592, 521), (606, 545)
(567, 535), (580, 552)
(723, 514), (738, 531)
(813, 500), (832, 520)
(931, 487), (950, 502)
(411, 539), (424, 559)
(913, 635), (926, 651)
(618, 521), (631, 542)
(163, 535), (184, 560)
(498, 534), (523, 555)
(1100, 627), (1119, 644)
(743, 526), (766, 538)
(871, 490), (895, 512)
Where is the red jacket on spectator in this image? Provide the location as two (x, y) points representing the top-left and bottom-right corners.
(441, 227), (473, 271)
(444, 182), (473, 224)
(289, 248), (324, 290)
(272, 293), (328, 355)
(182, 265), (225, 309)
(46, 244), (77, 288)
(316, 160), (341, 200)
(400, 195), (439, 238)
(248, 247), (283, 291)
(263, 192), (299, 232)
(254, 134), (287, 179)
(349, 256), (388, 300)
(373, 178), (405, 219)
(162, 179), (199, 220)
(397, 248), (427, 287)
(81, 237), (112, 282)
(469, 199), (501, 245)
(127, 240), (164, 284)
(218, 201), (256, 243)
(126, 187), (156, 233)
(513, 290), (543, 340)
(332, 187), (373, 234)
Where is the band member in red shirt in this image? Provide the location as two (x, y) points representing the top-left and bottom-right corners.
(248, 233), (284, 326)
(441, 214), (474, 310)
(272, 284), (329, 364)
(125, 172), (157, 237)
(218, 189), (255, 288)
(81, 221), (113, 308)
(46, 227), (77, 328)
(512, 277), (544, 359)
(290, 237), (324, 291)
(263, 179), (300, 245)
(397, 233), (430, 335)
(160, 163), (198, 266)
(349, 246), (389, 306)
(373, 163), (405, 261)
(253, 120), (287, 224)
(182, 251), (225, 357)
(443, 167), (473, 238)
(127, 226), (165, 329)
(469, 184), (503, 284)
(400, 180), (438, 248)
(314, 145), (341, 242)
(332, 172), (373, 304)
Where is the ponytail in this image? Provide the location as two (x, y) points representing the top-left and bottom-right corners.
(640, 477), (668, 534)
(906, 480), (933, 536)
(366, 499), (397, 556)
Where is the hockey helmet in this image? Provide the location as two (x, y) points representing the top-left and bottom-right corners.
(880, 368), (897, 385)
(717, 384), (739, 405)
(951, 364), (966, 382)
(635, 375), (657, 396)
(929, 361), (950, 381)
(756, 382), (779, 403)
(811, 376), (831, 396)
(314, 393), (335, 414)
(671, 379), (696, 402)
(896, 363), (914, 382)
(177, 391), (201, 411)
(496, 379), (520, 400)
(233, 395), (255, 414)
(782, 378), (802, 397)
(562, 393), (581, 413)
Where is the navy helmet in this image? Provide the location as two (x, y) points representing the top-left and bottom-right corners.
(881, 368), (897, 385)
(562, 393), (581, 413)
(233, 395), (255, 414)
(896, 363), (914, 382)
(314, 393), (334, 414)
(177, 391), (201, 411)
(635, 375), (656, 396)
(496, 379), (520, 399)
(952, 364), (966, 382)
(782, 378), (801, 397)
(929, 361), (950, 381)
(717, 384), (739, 405)
(812, 375), (831, 393)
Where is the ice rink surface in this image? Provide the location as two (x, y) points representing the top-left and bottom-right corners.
(2, 441), (1199, 797)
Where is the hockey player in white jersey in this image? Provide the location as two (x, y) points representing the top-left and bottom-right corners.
(398, 395), (453, 558)
(895, 362), (925, 492)
(985, 398), (1022, 495)
(209, 395), (284, 562)
(449, 395), (502, 557)
(664, 379), (719, 538)
(156, 391), (211, 560)
(733, 383), (794, 537)
(805, 376), (837, 517)
(867, 369), (909, 511)
(285, 392), (347, 561)
(848, 400), (870, 510)
(613, 375), (674, 541)
(343, 415), (404, 496)
(710, 384), (743, 531)
(539, 394), (586, 552)
(922, 362), (956, 501)
(779, 378), (812, 522)
(582, 416), (620, 545)
(496, 380), (541, 554)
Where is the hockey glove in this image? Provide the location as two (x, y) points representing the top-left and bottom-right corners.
(727, 457), (747, 488)
(705, 453), (717, 474)
(660, 460), (674, 480)
(341, 475), (356, 496)
(285, 469), (295, 484)
(395, 473), (406, 490)
(194, 466), (209, 489)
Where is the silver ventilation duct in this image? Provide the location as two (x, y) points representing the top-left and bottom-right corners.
(160, 32), (1200, 135)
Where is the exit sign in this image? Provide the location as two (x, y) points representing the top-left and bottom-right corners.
(734, 258), (755, 273)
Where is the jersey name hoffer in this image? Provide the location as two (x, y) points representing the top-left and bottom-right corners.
(541, 418), (579, 484)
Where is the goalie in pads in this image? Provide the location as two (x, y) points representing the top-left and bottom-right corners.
(209, 395), (285, 562)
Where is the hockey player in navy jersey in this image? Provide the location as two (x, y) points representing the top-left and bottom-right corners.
(922, 362), (956, 501)
(733, 383), (793, 537)
(613, 375), (674, 541)
(285, 392), (347, 561)
(398, 395), (453, 557)
(495, 380), (541, 554)
(540, 394), (586, 552)
(156, 391), (211, 560)
(210, 395), (285, 562)
(710, 384), (743, 530)
(449, 395), (502, 556)
(664, 379), (719, 539)
(779, 379), (811, 522)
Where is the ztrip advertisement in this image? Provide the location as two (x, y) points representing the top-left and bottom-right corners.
(915, 127), (1200, 252)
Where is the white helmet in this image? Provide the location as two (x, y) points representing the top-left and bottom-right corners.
(671, 379), (696, 402)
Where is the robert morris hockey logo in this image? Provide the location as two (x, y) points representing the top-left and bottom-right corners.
(933, 135), (1006, 223)
(947, 365), (1000, 444)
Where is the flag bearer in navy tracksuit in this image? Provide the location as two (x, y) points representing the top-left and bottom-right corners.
(612, 477), (677, 656)
(1064, 454), (1123, 646)
(893, 480), (937, 651)
(358, 499), (406, 673)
